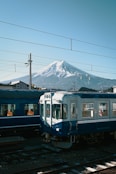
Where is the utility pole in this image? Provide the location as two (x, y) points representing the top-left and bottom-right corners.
(25, 53), (32, 90)
(29, 53), (32, 90)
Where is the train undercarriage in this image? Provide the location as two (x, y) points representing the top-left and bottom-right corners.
(42, 131), (116, 149)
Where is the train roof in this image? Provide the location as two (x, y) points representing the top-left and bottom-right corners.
(0, 89), (46, 99)
(49, 91), (116, 100)
(75, 92), (116, 98)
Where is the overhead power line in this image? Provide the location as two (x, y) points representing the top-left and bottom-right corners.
(0, 20), (69, 39)
(1, 20), (116, 78)
(0, 36), (69, 50)
(0, 36), (116, 59)
(0, 19), (116, 51)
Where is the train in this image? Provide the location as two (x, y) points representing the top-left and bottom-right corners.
(0, 89), (45, 136)
(39, 91), (116, 147)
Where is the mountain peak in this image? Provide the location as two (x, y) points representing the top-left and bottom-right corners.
(34, 60), (84, 78)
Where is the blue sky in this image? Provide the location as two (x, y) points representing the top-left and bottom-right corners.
(0, 0), (116, 81)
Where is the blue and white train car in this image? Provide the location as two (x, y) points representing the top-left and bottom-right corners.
(39, 91), (116, 145)
(0, 89), (44, 136)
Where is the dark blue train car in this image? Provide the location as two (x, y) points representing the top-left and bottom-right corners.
(0, 89), (44, 136)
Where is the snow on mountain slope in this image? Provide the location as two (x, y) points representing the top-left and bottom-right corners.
(33, 60), (85, 78)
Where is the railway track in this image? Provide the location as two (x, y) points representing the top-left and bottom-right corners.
(14, 156), (116, 174)
(34, 155), (116, 174)
(0, 137), (62, 174)
(2, 154), (115, 174)
(0, 137), (115, 174)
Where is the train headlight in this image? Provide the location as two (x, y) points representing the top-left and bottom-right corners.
(56, 128), (60, 132)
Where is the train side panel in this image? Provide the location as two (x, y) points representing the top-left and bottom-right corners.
(0, 89), (45, 135)
(39, 91), (116, 142)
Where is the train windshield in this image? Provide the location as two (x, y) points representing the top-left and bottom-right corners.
(52, 104), (60, 119)
(40, 103), (67, 120)
(52, 104), (67, 119)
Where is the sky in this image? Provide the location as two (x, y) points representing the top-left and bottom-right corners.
(0, 0), (116, 82)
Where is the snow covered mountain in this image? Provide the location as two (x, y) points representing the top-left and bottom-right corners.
(4, 60), (116, 90)
(33, 60), (84, 78)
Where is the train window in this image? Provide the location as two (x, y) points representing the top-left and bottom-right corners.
(33, 104), (38, 115)
(82, 103), (94, 118)
(0, 104), (16, 116)
(46, 104), (50, 117)
(62, 104), (67, 119)
(112, 103), (116, 116)
(52, 104), (61, 119)
(71, 103), (76, 118)
(52, 104), (67, 119)
(24, 104), (38, 116)
(40, 104), (44, 116)
(98, 103), (108, 117)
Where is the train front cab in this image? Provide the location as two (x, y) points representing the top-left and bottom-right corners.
(39, 92), (66, 135)
(39, 92), (79, 144)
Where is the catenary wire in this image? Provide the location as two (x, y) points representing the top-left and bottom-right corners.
(0, 19), (116, 51)
(0, 36), (116, 59)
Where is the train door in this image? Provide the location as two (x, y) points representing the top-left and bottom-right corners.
(69, 100), (78, 133)
(40, 93), (53, 127)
